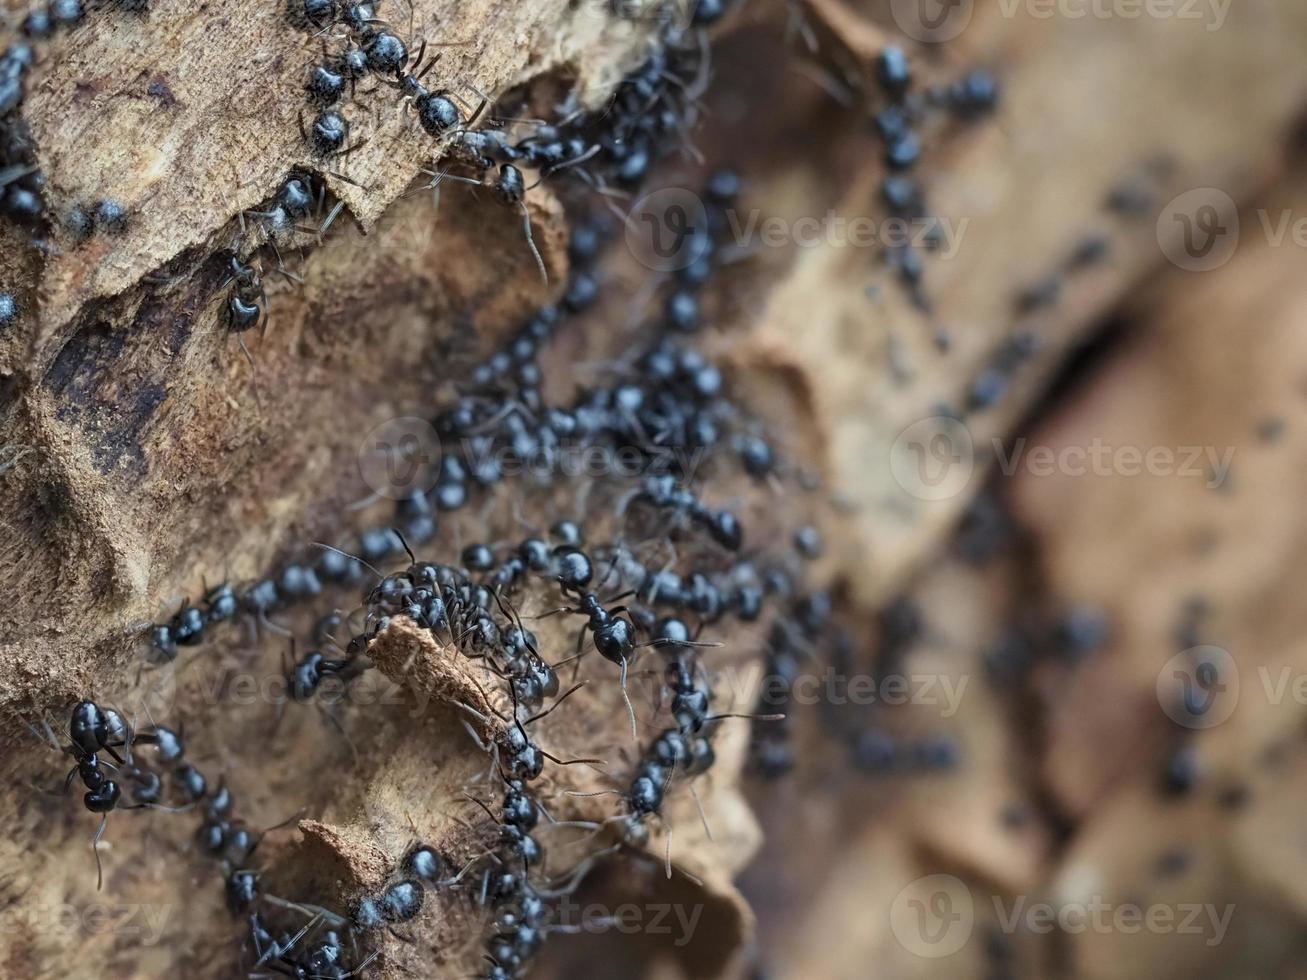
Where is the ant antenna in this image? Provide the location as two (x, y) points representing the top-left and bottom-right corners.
(390, 526), (417, 565)
(311, 542), (384, 581)
(618, 657), (637, 742)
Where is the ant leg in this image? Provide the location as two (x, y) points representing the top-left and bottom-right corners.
(316, 702), (361, 767)
(437, 851), (493, 887)
(527, 605), (579, 620)
(517, 201), (548, 285)
(254, 914), (321, 969)
(269, 241), (302, 284)
(705, 710), (785, 723)
(687, 778), (713, 840)
(539, 842), (620, 897)
(91, 813), (108, 890)
(538, 748), (605, 769)
(260, 611), (292, 638)
(318, 198), (346, 239)
(101, 742), (127, 766)
(458, 715), (492, 751)
(27, 716), (60, 751)
(262, 894), (348, 928)
(312, 542), (385, 581)
(341, 951), (380, 978)
(418, 167), (480, 191)
(464, 92), (489, 130)
(664, 823), (673, 879)
(413, 50), (443, 83)
(335, 136), (371, 160)
(236, 333), (256, 368)
(550, 650), (585, 673)
(522, 681), (587, 726)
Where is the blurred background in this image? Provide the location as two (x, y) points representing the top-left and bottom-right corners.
(542, 1), (1307, 978)
(6, 1), (1307, 978)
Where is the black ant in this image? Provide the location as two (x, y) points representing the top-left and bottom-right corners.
(456, 679), (600, 788)
(243, 173), (319, 241)
(300, 107), (367, 161)
(363, 29), (408, 74)
(533, 547), (648, 738)
(311, 108), (350, 155)
(307, 59), (346, 105)
(43, 701), (180, 888)
(340, 0), (379, 33)
(222, 252), (267, 361)
(619, 474), (743, 551)
(420, 163), (546, 283)
(252, 914), (378, 978)
(348, 877), (428, 948)
(300, 0), (337, 26)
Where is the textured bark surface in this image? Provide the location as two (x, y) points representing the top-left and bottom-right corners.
(5, 0), (1307, 978)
